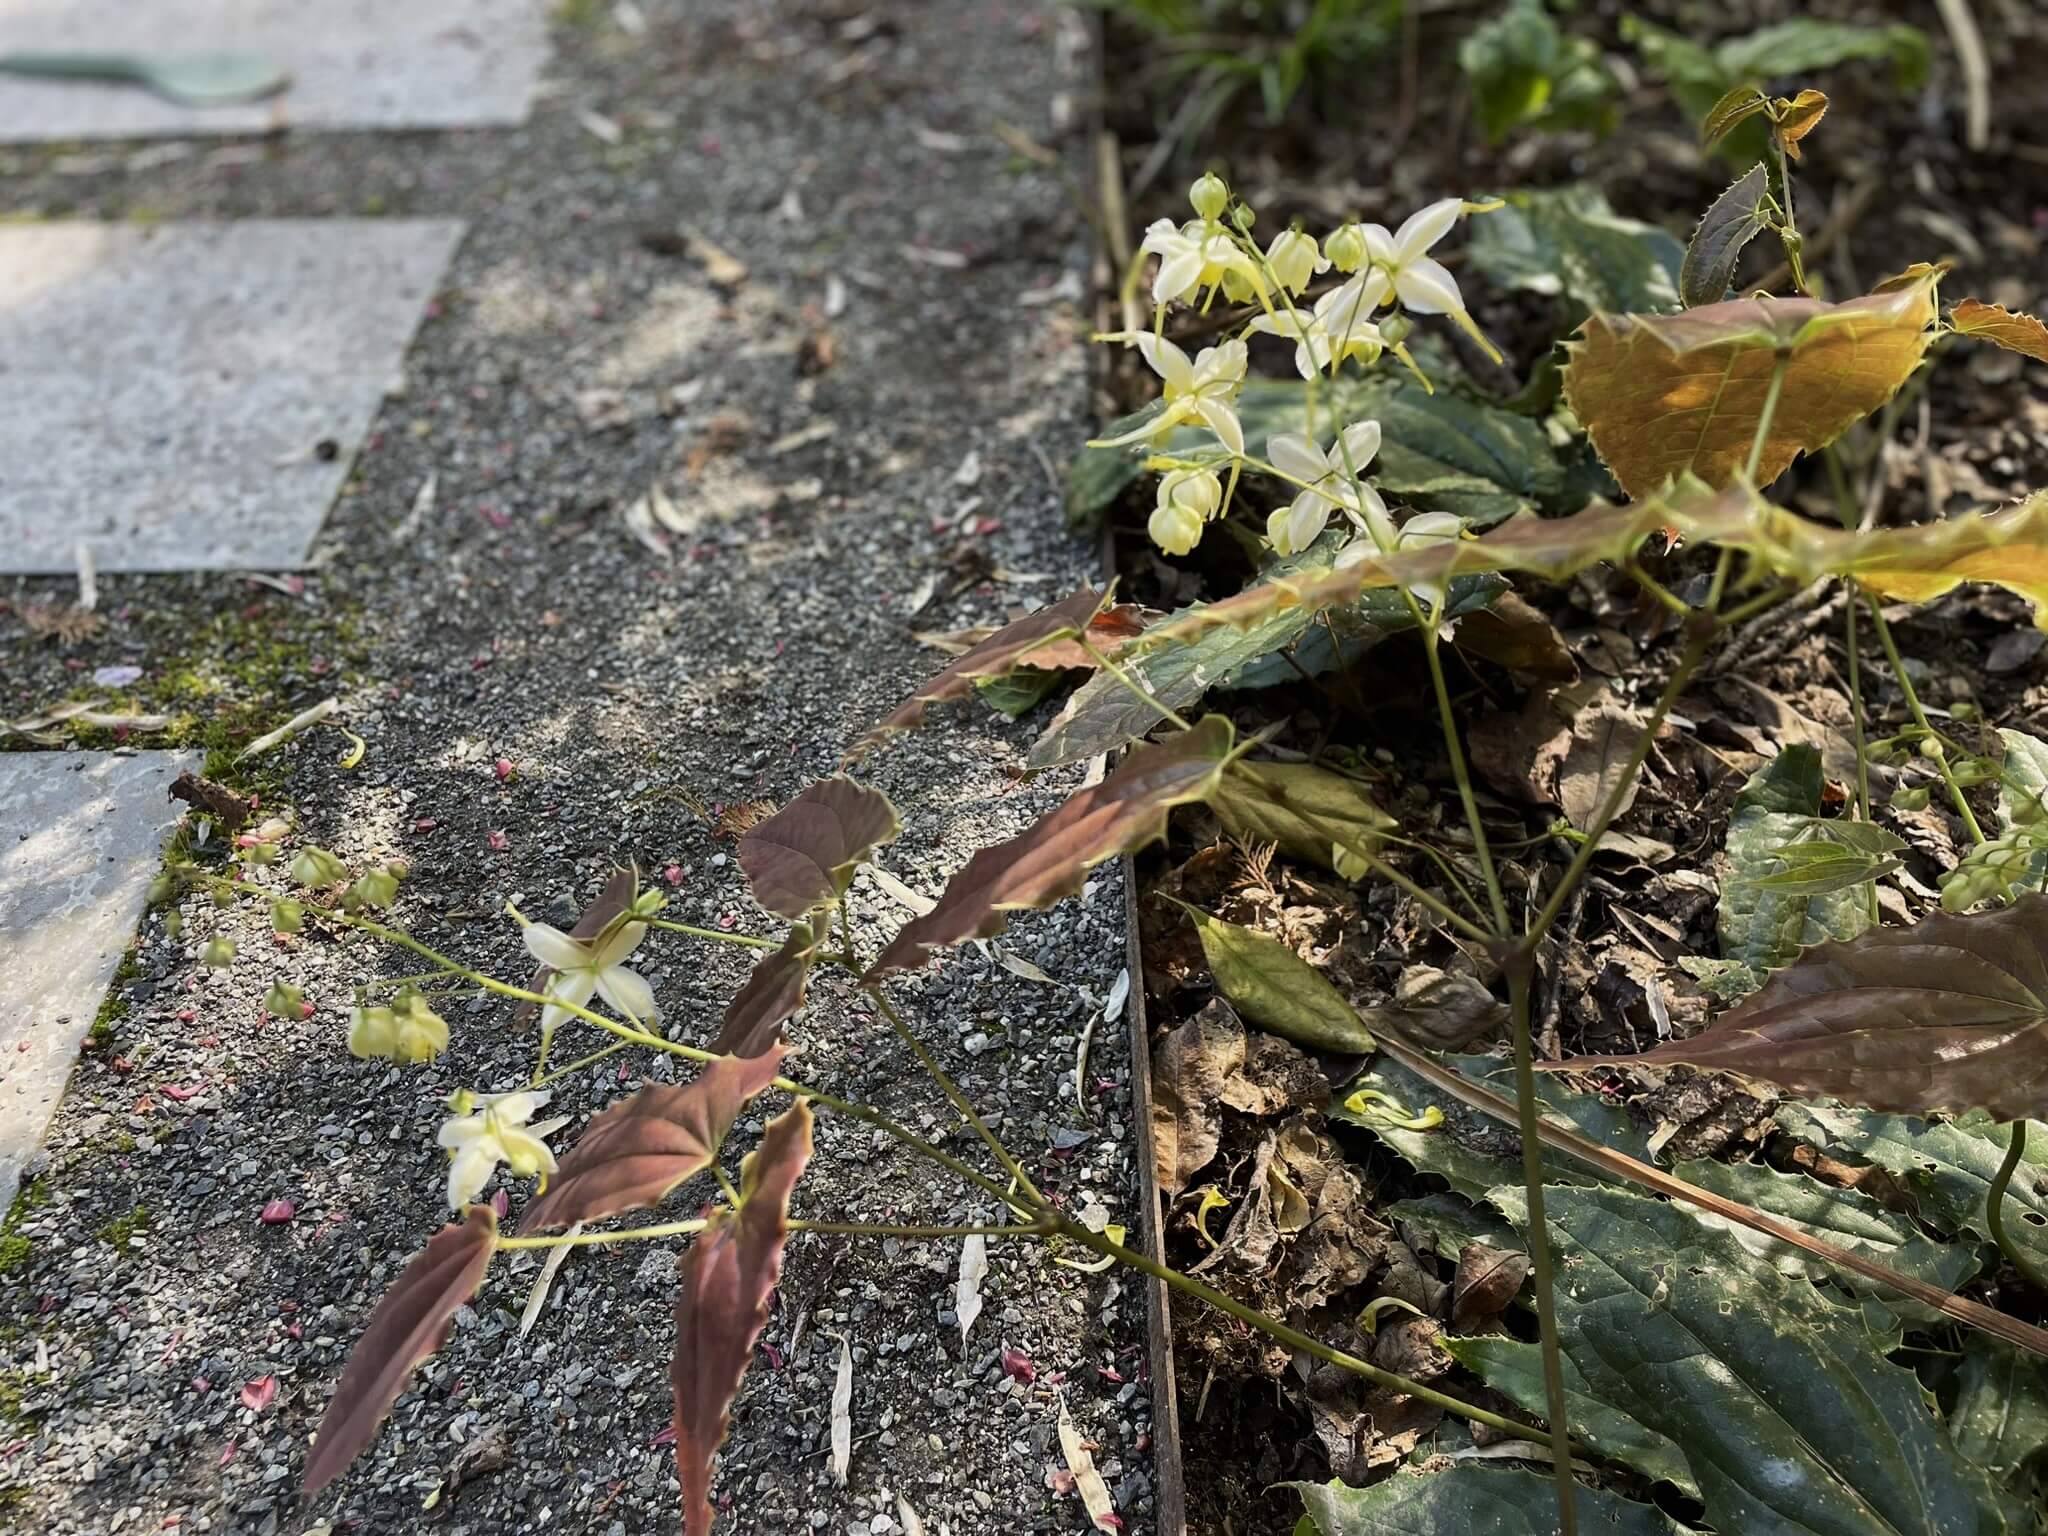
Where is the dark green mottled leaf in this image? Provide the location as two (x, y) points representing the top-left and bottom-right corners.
(1951, 1336), (2048, 1482)
(1468, 184), (1682, 315)
(1681, 163), (1773, 307)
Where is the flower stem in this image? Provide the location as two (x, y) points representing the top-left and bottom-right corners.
(1987, 1123), (2048, 1297)
(1863, 591), (1986, 845)
(644, 917), (778, 949)
(870, 985), (1044, 1207)
(1077, 637), (1192, 732)
(1744, 355), (1790, 485)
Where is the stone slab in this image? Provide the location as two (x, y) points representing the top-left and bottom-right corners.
(0, 751), (189, 1217)
(0, 218), (465, 572)
(0, 0), (550, 141)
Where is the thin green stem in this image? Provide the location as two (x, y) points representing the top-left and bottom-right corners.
(1844, 592), (1881, 925)
(1078, 637), (1194, 732)
(1865, 593), (1986, 844)
(870, 986), (1044, 1207)
(1418, 617), (1511, 934)
(1504, 963), (1579, 1532)
(498, 1218), (705, 1251)
(1744, 356), (1790, 486)
(531, 1038), (635, 1088)
(644, 917), (778, 949)
(1987, 1123), (2048, 1297)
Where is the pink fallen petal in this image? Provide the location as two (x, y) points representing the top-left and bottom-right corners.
(239, 1375), (276, 1413)
(159, 1083), (200, 1103)
(494, 758), (514, 781)
(487, 830), (509, 851)
(1001, 1347), (1036, 1385)
(490, 1189), (510, 1219)
(664, 864), (683, 886)
(219, 1441), (238, 1467)
(259, 1199), (296, 1225)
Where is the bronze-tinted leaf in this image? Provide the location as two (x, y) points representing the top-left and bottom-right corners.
(849, 587), (1110, 758)
(1951, 298), (2048, 364)
(1451, 1241), (1532, 1331)
(914, 602), (1152, 670)
(1678, 163), (1771, 309)
(1451, 591), (1579, 683)
(866, 716), (1235, 975)
(520, 1048), (786, 1232)
(712, 926), (818, 1058)
(1776, 89), (1829, 159)
(738, 778), (900, 919)
(1700, 83), (1769, 147)
(1572, 895), (2048, 1120)
(672, 1100), (813, 1536)
(1563, 273), (1938, 496)
(514, 867), (636, 1032)
(303, 1206), (496, 1493)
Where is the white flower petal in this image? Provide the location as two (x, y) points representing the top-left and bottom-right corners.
(538, 968), (597, 1033)
(1193, 397), (1243, 457)
(1393, 198), (1463, 260)
(1132, 331), (1194, 391)
(593, 919), (648, 969)
(597, 963), (658, 1024)
(437, 1114), (490, 1151)
(1361, 223), (1398, 266)
(1285, 495), (1332, 554)
(1138, 218), (1180, 256)
(1338, 420), (1383, 474)
(522, 922), (588, 971)
(1153, 248), (1204, 305)
(447, 1143), (498, 1209)
(1266, 433), (1330, 488)
(1394, 256), (1464, 316)
(490, 1090), (552, 1126)
(1193, 338), (1247, 388)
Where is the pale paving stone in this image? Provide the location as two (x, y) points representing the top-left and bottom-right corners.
(0, 0), (550, 142)
(0, 218), (464, 573)
(0, 751), (190, 1216)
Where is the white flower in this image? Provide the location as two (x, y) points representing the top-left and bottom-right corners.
(1095, 334), (1248, 456)
(438, 1090), (570, 1209)
(1148, 467), (1222, 555)
(1265, 229), (1327, 295)
(1138, 218), (1266, 308)
(1248, 279), (1387, 379)
(1264, 422), (1393, 555)
(1393, 511), (1468, 609)
(522, 912), (658, 1031)
(1355, 198), (1503, 362)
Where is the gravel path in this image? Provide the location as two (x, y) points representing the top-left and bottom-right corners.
(0, 4), (1157, 1533)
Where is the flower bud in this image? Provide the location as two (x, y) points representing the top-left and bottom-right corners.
(163, 909), (184, 940)
(1325, 223), (1367, 273)
(1147, 499), (1204, 557)
(1188, 171), (1229, 221)
(392, 995), (450, 1063)
(345, 867), (401, 911)
(630, 887), (667, 920)
(264, 982), (306, 1019)
(348, 1005), (399, 1060)
(1158, 468), (1223, 523)
(290, 846), (346, 888)
(147, 874), (178, 907)
(201, 937), (236, 969)
(271, 899), (305, 935)
(1266, 229), (1324, 295)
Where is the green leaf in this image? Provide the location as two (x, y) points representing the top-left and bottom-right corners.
(1177, 904), (1376, 1055)
(1440, 1336), (1699, 1498)
(974, 667), (1063, 719)
(1208, 760), (1395, 878)
(1708, 745), (1881, 997)
(1064, 436), (1144, 531)
(1587, 896), (2048, 1121)
(1538, 1184), (2004, 1536)
(1701, 83), (1770, 147)
(1291, 1465), (1677, 1536)
(1218, 573), (1505, 690)
(1715, 20), (1930, 90)
(1680, 163), (1773, 308)
(1950, 1336), (2048, 1482)
(1468, 184), (1682, 316)
(1775, 1102), (2048, 1279)
(1458, 0), (1618, 145)
(1998, 728), (2048, 829)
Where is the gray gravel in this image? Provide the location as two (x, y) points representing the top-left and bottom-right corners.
(0, 3), (1155, 1533)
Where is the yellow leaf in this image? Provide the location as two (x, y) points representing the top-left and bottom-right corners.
(1562, 273), (1939, 498)
(1776, 89), (1829, 159)
(1950, 298), (2048, 364)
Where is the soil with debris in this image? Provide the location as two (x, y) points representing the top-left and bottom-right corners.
(0, 4), (1158, 1535)
(1087, 1), (2048, 1532)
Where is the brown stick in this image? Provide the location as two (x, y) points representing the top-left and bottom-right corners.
(1373, 1033), (2048, 1360)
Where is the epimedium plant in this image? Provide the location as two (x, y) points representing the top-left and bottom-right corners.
(154, 94), (2048, 1536)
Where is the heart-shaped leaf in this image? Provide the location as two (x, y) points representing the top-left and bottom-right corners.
(1177, 903), (1376, 1056)
(1467, 184), (1683, 316)
(739, 778), (900, 919)
(1577, 894), (2048, 1120)
(849, 587), (1108, 758)
(712, 926), (819, 1058)
(1951, 299), (2048, 364)
(1291, 1465), (1678, 1536)
(866, 716), (1235, 975)
(303, 1206), (497, 1493)
(520, 1048), (786, 1232)
(1679, 162), (1771, 307)
(672, 1099), (812, 1536)
(1563, 272), (1938, 496)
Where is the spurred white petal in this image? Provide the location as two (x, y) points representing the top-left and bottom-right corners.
(592, 919), (648, 969)
(522, 923), (589, 971)
(1266, 433), (1331, 489)
(1337, 420), (1383, 474)
(1393, 255), (1463, 316)
(1133, 332), (1194, 392)
(538, 967), (598, 1031)
(1192, 397), (1243, 457)
(446, 1144), (497, 1209)
(1393, 198), (1463, 261)
(596, 963), (658, 1024)
(1154, 248), (1204, 305)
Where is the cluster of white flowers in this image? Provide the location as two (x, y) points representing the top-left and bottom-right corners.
(1102, 173), (1502, 573)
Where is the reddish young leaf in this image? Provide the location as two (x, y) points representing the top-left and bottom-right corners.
(914, 602), (1154, 671)
(738, 778), (900, 919)
(671, 1100), (814, 1536)
(302, 1206), (497, 1493)
(712, 926), (819, 1059)
(520, 1047), (787, 1232)
(1950, 298), (2048, 364)
(847, 587), (1110, 759)
(514, 866), (636, 1031)
(867, 716), (1235, 976)
(1567, 895), (2048, 1120)
(1563, 274), (1939, 497)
